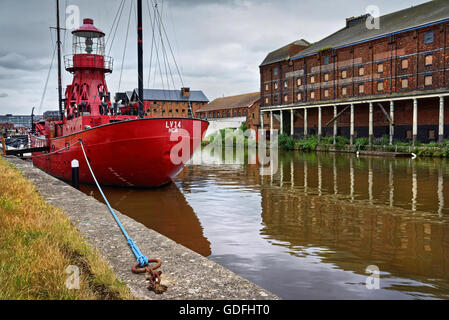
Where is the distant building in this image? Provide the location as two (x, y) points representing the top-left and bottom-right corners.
(0, 114), (43, 129)
(196, 92), (261, 131)
(260, 0), (449, 144)
(119, 87), (209, 118)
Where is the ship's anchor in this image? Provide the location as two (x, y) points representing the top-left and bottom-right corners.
(132, 258), (167, 294)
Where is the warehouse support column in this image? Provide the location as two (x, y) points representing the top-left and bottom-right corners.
(389, 100), (394, 146)
(369, 102), (374, 146)
(413, 98), (418, 146)
(333, 105), (337, 145)
(304, 108), (308, 138)
(350, 104), (354, 145)
(270, 111), (273, 135)
(318, 107), (322, 140)
(280, 110), (284, 134)
(290, 109), (294, 137)
(439, 96), (444, 144)
(260, 111), (264, 137)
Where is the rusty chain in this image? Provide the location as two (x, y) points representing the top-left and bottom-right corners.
(132, 259), (167, 294)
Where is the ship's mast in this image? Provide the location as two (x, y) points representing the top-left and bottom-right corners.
(137, 0), (144, 119)
(56, 0), (63, 121)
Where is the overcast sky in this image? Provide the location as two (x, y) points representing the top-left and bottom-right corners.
(0, 0), (429, 115)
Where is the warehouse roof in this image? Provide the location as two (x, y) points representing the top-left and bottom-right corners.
(293, 0), (449, 59)
(260, 39), (310, 67)
(132, 88), (209, 103)
(197, 92), (260, 112)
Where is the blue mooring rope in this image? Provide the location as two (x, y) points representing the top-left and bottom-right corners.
(79, 139), (149, 267)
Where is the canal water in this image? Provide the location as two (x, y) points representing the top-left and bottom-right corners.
(80, 149), (449, 300)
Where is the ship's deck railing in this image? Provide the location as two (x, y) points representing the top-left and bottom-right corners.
(64, 54), (113, 73)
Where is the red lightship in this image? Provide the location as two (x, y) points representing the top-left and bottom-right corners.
(31, 2), (208, 188)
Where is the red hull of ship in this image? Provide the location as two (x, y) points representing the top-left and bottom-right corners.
(31, 118), (208, 188)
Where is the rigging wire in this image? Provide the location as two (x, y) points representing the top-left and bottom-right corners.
(146, 0), (156, 88)
(107, 0), (126, 57)
(152, 0), (185, 87)
(106, 0), (125, 46)
(118, 0), (133, 93)
(39, 44), (58, 112)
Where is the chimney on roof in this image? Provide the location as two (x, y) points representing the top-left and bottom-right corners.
(346, 14), (370, 28)
(181, 87), (190, 97)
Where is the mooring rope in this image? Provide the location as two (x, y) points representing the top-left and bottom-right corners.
(78, 139), (150, 267)
(20, 137), (165, 292)
(21, 140), (81, 159)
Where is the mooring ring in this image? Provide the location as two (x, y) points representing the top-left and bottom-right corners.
(131, 258), (162, 274)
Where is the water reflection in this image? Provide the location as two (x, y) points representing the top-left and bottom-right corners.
(80, 183), (211, 257)
(81, 149), (449, 299)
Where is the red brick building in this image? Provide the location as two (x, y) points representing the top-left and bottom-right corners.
(260, 0), (449, 145)
(196, 92), (260, 130)
(115, 88), (208, 118)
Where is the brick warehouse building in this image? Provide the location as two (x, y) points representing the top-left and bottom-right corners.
(115, 87), (208, 118)
(260, 0), (449, 145)
(196, 92), (260, 131)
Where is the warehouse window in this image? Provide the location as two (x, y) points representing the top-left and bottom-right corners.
(311, 91), (315, 99)
(402, 59), (408, 69)
(297, 78), (302, 86)
(324, 89), (329, 98)
(425, 31), (434, 44)
(297, 92), (302, 101)
(429, 130), (435, 140)
(284, 94), (288, 102)
(324, 73), (329, 82)
(265, 97), (269, 104)
(359, 67), (365, 76)
(311, 76), (315, 84)
(284, 80), (288, 88)
(378, 63), (384, 73)
(402, 77), (409, 89)
(425, 54), (433, 66)
(341, 70), (347, 79)
(265, 84), (269, 91)
(342, 86), (347, 96)
(359, 84), (365, 94)
(274, 82), (279, 90)
(377, 81), (384, 91)
(323, 55), (330, 65)
(273, 67), (278, 75)
(425, 75), (433, 86)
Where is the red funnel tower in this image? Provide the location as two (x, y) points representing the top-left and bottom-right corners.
(64, 18), (113, 118)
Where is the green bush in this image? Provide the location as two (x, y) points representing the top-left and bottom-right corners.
(278, 133), (295, 150)
(354, 137), (369, 149)
(296, 136), (319, 151)
(334, 136), (350, 150)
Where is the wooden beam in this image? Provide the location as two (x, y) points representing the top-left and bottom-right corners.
(377, 103), (394, 125)
(325, 105), (351, 127)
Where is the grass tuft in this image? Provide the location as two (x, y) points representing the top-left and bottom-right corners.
(0, 156), (134, 300)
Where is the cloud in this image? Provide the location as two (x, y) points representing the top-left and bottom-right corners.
(0, 93), (8, 98)
(0, 53), (47, 71)
(0, 0), (431, 114)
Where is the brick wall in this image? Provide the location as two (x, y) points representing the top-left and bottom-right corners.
(260, 22), (449, 109)
(144, 101), (207, 118)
